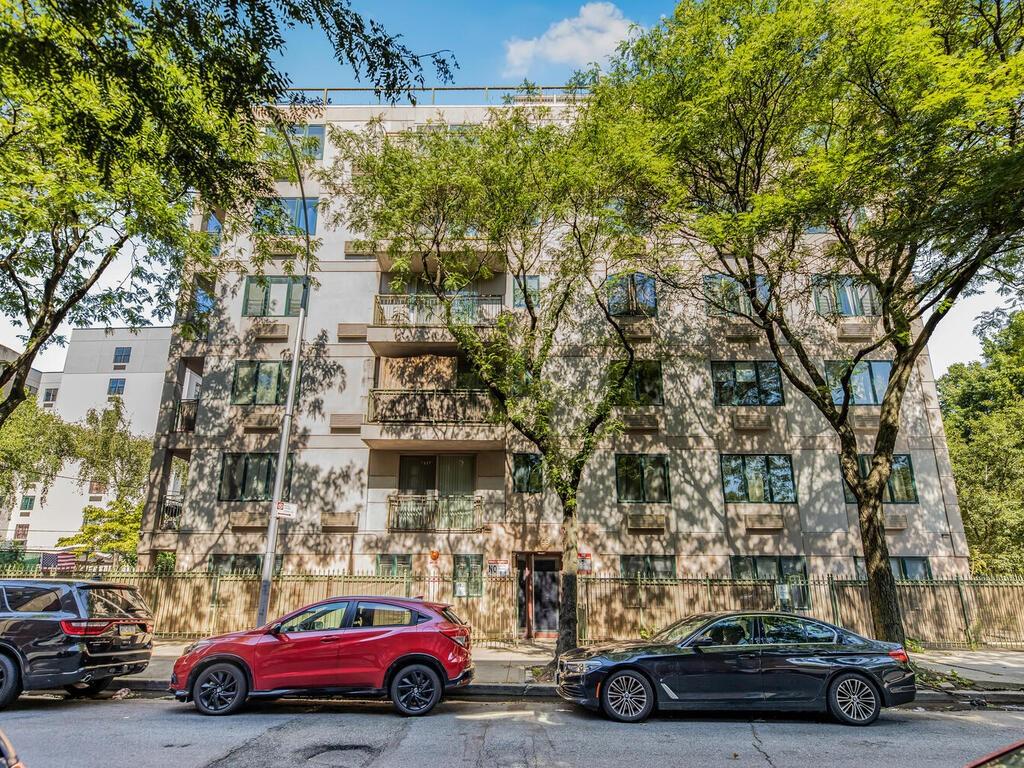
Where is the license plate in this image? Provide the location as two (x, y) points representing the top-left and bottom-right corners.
(118, 624), (139, 637)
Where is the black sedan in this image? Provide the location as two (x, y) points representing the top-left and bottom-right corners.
(556, 611), (915, 725)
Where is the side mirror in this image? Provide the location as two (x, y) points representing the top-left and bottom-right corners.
(690, 636), (715, 650)
(267, 622), (282, 636)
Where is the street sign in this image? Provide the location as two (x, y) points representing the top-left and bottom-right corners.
(275, 501), (298, 519)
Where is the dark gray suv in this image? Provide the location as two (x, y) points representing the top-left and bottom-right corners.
(0, 579), (153, 708)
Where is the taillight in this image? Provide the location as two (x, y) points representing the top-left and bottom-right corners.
(60, 619), (114, 637)
(888, 648), (909, 664)
(439, 625), (470, 648)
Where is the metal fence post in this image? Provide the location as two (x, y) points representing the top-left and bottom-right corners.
(955, 576), (974, 647)
(828, 574), (841, 626)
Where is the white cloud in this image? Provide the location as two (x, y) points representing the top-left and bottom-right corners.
(503, 2), (635, 78)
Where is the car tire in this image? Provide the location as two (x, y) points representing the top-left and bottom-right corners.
(390, 664), (442, 716)
(192, 663), (248, 716)
(0, 655), (20, 710)
(600, 669), (655, 723)
(828, 672), (881, 726)
(64, 676), (115, 698)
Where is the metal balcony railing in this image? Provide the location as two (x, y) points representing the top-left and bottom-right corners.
(159, 494), (184, 531)
(387, 494), (482, 532)
(372, 294), (503, 327)
(367, 389), (493, 424)
(173, 399), (198, 433)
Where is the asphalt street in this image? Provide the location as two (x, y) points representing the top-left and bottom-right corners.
(2, 694), (1023, 768)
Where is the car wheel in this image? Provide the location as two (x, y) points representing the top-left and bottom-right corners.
(0, 655), (20, 710)
(828, 672), (881, 726)
(192, 663), (248, 716)
(390, 664), (442, 716)
(64, 677), (114, 698)
(600, 670), (654, 723)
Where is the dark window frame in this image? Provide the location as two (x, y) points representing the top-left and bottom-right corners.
(376, 554), (413, 577)
(619, 554), (676, 579)
(615, 453), (672, 504)
(112, 346), (132, 364)
(217, 452), (294, 502)
(812, 275), (881, 317)
(606, 272), (658, 317)
(512, 453), (544, 494)
(704, 274), (769, 316)
(230, 360), (297, 406)
(720, 454), (797, 503)
(453, 554), (484, 597)
(825, 359), (892, 406)
(107, 378), (126, 396)
(19, 495), (34, 511)
(512, 275), (541, 309)
(711, 360), (785, 406)
(842, 454), (919, 504)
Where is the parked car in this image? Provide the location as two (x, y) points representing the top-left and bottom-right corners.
(556, 610), (915, 725)
(0, 578), (153, 708)
(171, 596), (474, 716)
(967, 739), (1024, 767)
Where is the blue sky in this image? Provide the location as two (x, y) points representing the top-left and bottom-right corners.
(278, 1), (666, 89)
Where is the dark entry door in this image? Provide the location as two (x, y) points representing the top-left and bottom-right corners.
(532, 557), (560, 634)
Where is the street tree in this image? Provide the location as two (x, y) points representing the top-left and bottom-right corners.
(597, 0), (1024, 641)
(0, 0), (454, 427)
(0, 400), (76, 511)
(327, 106), (653, 653)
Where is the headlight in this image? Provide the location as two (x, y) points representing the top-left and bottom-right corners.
(561, 660), (603, 675)
(183, 640), (210, 655)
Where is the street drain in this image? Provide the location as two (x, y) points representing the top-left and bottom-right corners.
(303, 743), (381, 767)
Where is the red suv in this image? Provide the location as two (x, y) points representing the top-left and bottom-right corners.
(171, 596), (473, 716)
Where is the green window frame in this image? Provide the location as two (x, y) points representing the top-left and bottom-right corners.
(619, 555), (676, 579)
(842, 454), (919, 504)
(513, 275), (540, 308)
(217, 452), (293, 501)
(614, 360), (664, 406)
(812, 276), (881, 317)
(453, 554), (483, 597)
(615, 454), (671, 503)
(253, 197), (318, 235)
(704, 274), (769, 316)
(711, 361), (784, 406)
(730, 555), (809, 609)
(512, 453), (543, 494)
(19, 495), (34, 511)
(242, 276), (304, 317)
(376, 554), (413, 577)
(231, 361), (297, 405)
(607, 272), (657, 317)
(825, 360), (892, 406)
(720, 454), (797, 503)
(855, 556), (932, 581)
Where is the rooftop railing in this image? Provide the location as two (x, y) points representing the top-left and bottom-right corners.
(273, 85), (586, 107)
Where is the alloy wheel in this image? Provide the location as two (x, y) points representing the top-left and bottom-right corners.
(834, 677), (877, 722)
(197, 670), (240, 713)
(605, 674), (648, 719)
(395, 669), (437, 713)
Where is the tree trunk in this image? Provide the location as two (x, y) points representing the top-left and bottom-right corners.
(858, 492), (906, 644)
(556, 492), (580, 657)
(0, 368), (29, 427)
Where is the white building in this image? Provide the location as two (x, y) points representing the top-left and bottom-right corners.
(5, 327), (174, 552)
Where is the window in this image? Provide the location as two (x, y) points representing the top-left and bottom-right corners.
(112, 347), (131, 365)
(730, 555), (809, 609)
(842, 454), (918, 504)
(813, 276), (881, 317)
(614, 361), (664, 406)
(615, 454), (671, 503)
(266, 124), (326, 166)
(42, 388), (58, 404)
(620, 555), (676, 579)
(453, 554), (483, 597)
(242, 276), (304, 317)
(88, 480), (108, 496)
(711, 361), (784, 406)
(761, 616), (837, 645)
(704, 274), (769, 316)
(607, 272), (657, 317)
(376, 554), (413, 577)
(854, 556), (932, 581)
(13, 524), (29, 541)
(80, 586), (150, 617)
(513, 275), (540, 308)
(825, 360), (892, 406)
(3, 586), (60, 612)
(231, 361), (295, 405)
(254, 197), (318, 235)
(207, 553), (283, 574)
(280, 601), (349, 633)
(512, 454), (543, 494)
(107, 378), (126, 396)
(19, 495), (34, 511)
(218, 453), (293, 501)
(693, 616), (755, 646)
(720, 454), (796, 503)
(353, 601), (415, 627)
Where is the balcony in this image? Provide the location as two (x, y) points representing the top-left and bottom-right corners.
(362, 389), (504, 450)
(158, 494), (184, 531)
(368, 295), (504, 355)
(387, 494), (482, 532)
(173, 399), (198, 433)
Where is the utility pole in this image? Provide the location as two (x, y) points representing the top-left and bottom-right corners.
(256, 121), (313, 627)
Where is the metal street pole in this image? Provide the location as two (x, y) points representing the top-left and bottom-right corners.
(256, 122), (313, 627)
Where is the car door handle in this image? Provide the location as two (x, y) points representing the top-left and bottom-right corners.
(319, 636), (341, 643)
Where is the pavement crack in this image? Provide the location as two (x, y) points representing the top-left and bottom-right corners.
(749, 722), (777, 768)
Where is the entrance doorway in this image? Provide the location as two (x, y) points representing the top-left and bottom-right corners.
(516, 553), (561, 639)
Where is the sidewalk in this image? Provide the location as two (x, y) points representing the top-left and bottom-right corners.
(911, 650), (1024, 691)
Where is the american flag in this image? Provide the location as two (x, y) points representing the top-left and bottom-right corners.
(40, 551), (77, 571)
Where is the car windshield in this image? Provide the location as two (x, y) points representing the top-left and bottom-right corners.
(651, 614), (713, 644)
(81, 586), (151, 618)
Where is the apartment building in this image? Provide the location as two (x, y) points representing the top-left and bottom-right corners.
(5, 327), (176, 552)
(137, 101), (970, 638)
(0, 344), (41, 401)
